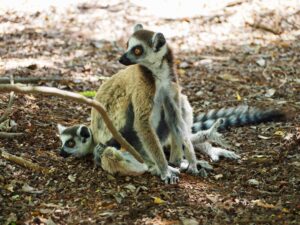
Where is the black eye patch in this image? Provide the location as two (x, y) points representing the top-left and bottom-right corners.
(131, 45), (143, 56)
(80, 126), (90, 138)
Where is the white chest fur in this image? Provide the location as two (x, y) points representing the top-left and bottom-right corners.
(150, 63), (171, 129)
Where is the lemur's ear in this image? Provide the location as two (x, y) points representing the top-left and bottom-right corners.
(57, 124), (66, 134)
(77, 125), (90, 138)
(152, 32), (166, 52)
(133, 24), (143, 32)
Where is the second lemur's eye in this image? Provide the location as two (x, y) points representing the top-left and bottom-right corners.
(66, 139), (76, 148)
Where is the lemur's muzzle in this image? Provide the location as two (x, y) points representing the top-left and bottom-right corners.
(119, 54), (134, 66)
(59, 148), (71, 158)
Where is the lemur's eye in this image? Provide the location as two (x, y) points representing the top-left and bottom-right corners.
(66, 139), (76, 148)
(132, 46), (143, 56)
(134, 48), (141, 55)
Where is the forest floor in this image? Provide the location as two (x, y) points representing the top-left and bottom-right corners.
(0, 0), (299, 224)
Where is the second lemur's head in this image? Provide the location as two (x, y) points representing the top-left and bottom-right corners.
(57, 124), (93, 158)
(119, 24), (168, 69)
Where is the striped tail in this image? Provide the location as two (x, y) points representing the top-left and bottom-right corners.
(192, 105), (285, 133)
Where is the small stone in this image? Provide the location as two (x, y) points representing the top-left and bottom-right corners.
(179, 61), (189, 68)
(256, 58), (266, 67)
(180, 217), (199, 225)
(248, 179), (260, 186)
(196, 90), (203, 96)
(214, 174), (223, 180)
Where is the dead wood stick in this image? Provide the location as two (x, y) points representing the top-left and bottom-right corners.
(0, 75), (14, 123)
(198, 55), (230, 61)
(0, 84), (144, 163)
(0, 132), (24, 138)
(0, 76), (73, 84)
(247, 22), (282, 35)
(0, 148), (49, 173)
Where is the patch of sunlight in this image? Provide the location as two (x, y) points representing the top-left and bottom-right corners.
(130, 0), (241, 18)
(0, 0), (85, 13)
(1, 58), (55, 70)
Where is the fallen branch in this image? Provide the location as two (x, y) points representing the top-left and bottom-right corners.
(0, 148), (49, 173)
(0, 84), (144, 163)
(0, 75), (14, 123)
(0, 132), (24, 138)
(0, 76), (73, 84)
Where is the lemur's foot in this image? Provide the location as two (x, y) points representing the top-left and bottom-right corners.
(180, 159), (213, 177)
(207, 118), (231, 148)
(161, 166), (180, 184)
(209, 147), (240, 161)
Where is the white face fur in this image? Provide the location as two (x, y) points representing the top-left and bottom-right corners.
(119, 24), (169, 76)
(57, 124), (93, 158)
(127, 36), (167, 70)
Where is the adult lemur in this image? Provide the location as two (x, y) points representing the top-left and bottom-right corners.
(58, 24), (285, 183)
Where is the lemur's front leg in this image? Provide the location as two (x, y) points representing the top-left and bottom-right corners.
(163, 95), (201, 176)
(134, 116), (179, 184)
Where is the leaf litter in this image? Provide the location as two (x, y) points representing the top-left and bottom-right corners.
(0, 0), (299, 224)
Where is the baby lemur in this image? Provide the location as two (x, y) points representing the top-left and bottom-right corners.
(58, 24), (285, 183)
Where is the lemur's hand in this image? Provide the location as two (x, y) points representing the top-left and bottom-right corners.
(93, 143), (107, 167)
(161, 166), (180, 184)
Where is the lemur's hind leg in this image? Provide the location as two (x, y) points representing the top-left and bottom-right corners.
(191, 118), (229, 148)
(93, 143), (148, 176)
(194, 142), (240, 161)
(191, 118), (240, 161)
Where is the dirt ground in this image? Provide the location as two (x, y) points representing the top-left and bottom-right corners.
(0, 0), (299, 224)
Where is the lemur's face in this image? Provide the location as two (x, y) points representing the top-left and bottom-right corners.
(57, 124), (93, 158)
(119, 24), (167, 68)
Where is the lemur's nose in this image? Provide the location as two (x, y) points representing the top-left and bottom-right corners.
(119, 54), (132, 66)
(59, 149), (71, 158)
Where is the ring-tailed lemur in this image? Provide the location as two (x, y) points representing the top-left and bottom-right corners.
(57, 92), (225, 177)
(57, 24), (285, 182)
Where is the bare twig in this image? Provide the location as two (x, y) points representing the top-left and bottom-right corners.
(0, 84), (144, 163)
(0, 148), (49, 173)
(0, 132), (23, 138)
(0, 75), (15, 123)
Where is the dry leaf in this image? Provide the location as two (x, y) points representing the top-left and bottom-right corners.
(236, 92), (242, 101)
(252, 199), (275, 209)
(153, 197), (166, 204)
(22, 183), (43, 194)
(274, 130), (285, 137)
(218, 73), (240, 82)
